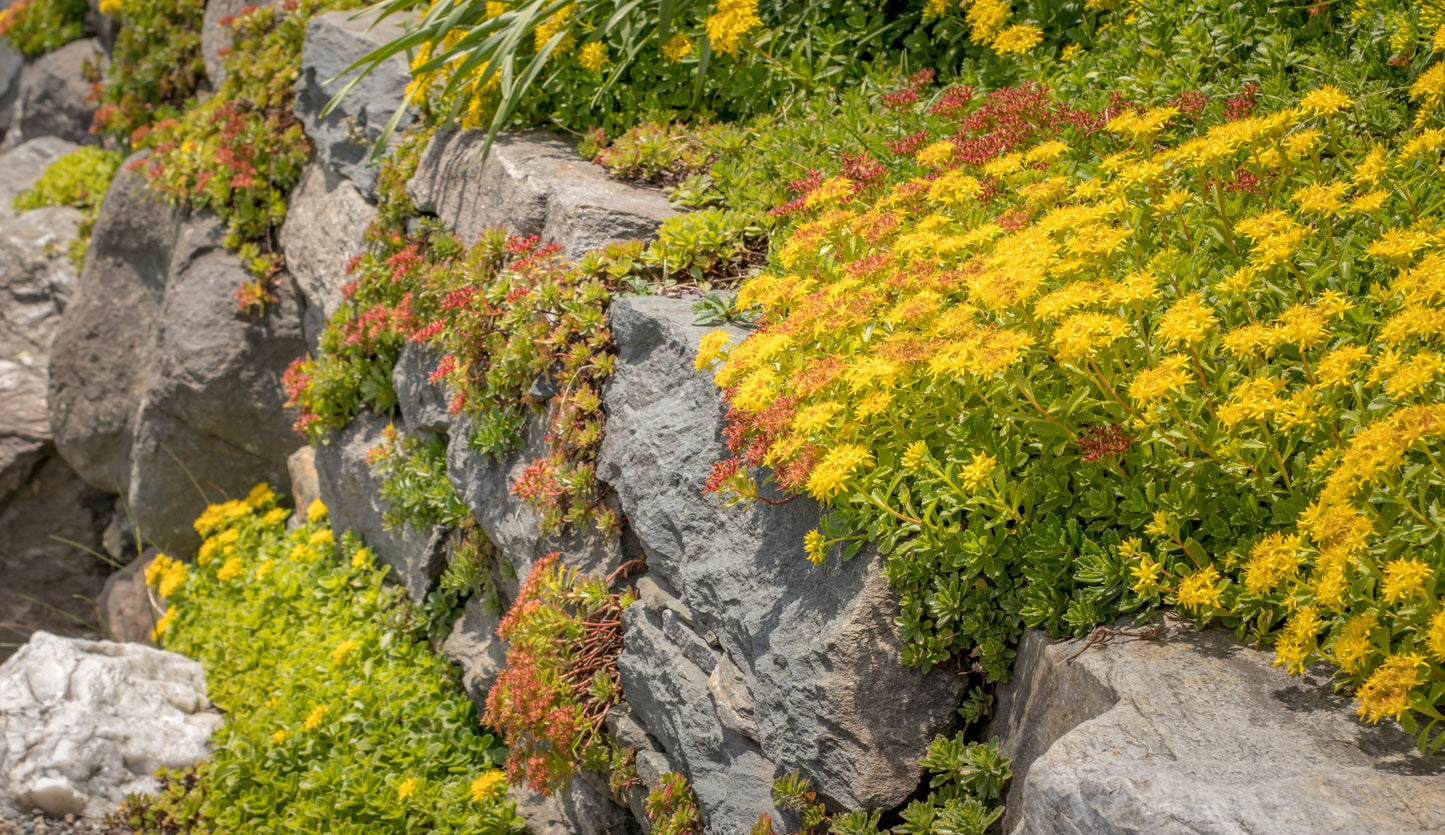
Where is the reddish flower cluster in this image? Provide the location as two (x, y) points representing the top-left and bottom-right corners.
(1223, 83), (1260, 121)
(946, 83), (1110, 167)
(1074, 424), (1136, 462)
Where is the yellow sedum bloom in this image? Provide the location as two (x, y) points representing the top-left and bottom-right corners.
(470, 771), (506, 801)
(661, 32), (693, 63)
(1355, 653), (1425, 723)
(1174, 565), (1223, 611)
(1381, 557), (1431, 604)
(991, 23), (1043, 54)
(303, 704), (330, 731)
(805, 444), (873, 501)
(396, 777), (419, 800)
(705, 0), (761, 56)
(217, 557), (245, 582)
(1299, 85), (1353, 116)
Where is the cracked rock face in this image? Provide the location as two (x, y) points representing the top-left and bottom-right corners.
(991, 617), (1445, 835)
(1, 39), (105, 151)
(0, 632), (221, 819)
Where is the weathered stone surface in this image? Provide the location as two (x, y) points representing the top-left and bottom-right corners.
(126, 215), (306, 553)
(49, 153), (180, 495)
(0, 136), (78, 221)
(992, 617), (1445, 835)
(84, 0), (121, 54)
(287, 445), (319, 522)
(0, 39), (21, 138)
(96, 550), (163, 645)
(0, 203), (81, 501)
(0, 457), (111, 663)
(599, 296), (966, 817)
(619, 602), (780, 833)
(200, 0), (279, 89)
(393, 341), (451, 436)
(0, 632), (220, 818)
(279, 162), (374, 320)
(511, 773), (640, 835)
(407, 128), (673, 257)
(294, 8), (414, 196)
(3, 39), (104, 149)
(447, 411), (619, 601)
(442, 595), (507, 709)
(315, 410), (446, 602)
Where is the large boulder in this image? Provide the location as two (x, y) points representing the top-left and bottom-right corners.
(0, 632), (220, 819)
(598, 296), (967, 823)
(0, 135), (74, 221)
(407, 128), (674, 258)
(392, 341), (452, 436)
(314, 410), (447, 603)
(442, 595), (508, 709)
(49, 153), (180, 495)
(510, 773), (641, 835)
(991, 617), (1445, 834)
(293, 8), (416, 197)
(1, 38), (105, 149)
(447, 410), (620, 603)
(125, 214), (306, 553)
(0, 38), (21, 138)
(278, 162), (375, 334)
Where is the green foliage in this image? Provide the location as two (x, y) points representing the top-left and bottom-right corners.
(756, 737), (1011, 835)
(134, 490), (522, 833)
(644, 771), (703, 835)
(92, 0), (207, 141)
(371, 424), (472, 531)
(0, 0), (88, 57)
(13, 147), (123, 268)
(484, 553), (633, 793)
(133, 0), (360, 281)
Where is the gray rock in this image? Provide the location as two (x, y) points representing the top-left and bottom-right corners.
(407, 128), (673, 258)
(287, 445), (319, 521)
(0, 456), (111, 664)
(314, 410), (446, 603)
(992, 617), (1445, 835)
(96, 551), (163, 645)
(0, 137), (78, 221)
(0, 203), (81, 502)
(126, 214), (306, 554)
(2, 39), (104, 149)
(278, 162), (374, 320)
(294, 8), (415, 196)
(200, 0), (279, 89)
(0, 632), (221, 818)
(49, 153), (180, 495)
(447, 411), (619, 602)
(599, 296), (966, 814)
(84, 0), (121, 54)
(392, 341), (451, 436)
(619, 602), (780, 833)
(0, 39), (21, 138)
(511, 773), (640, 835)
(442, 595), (507, 709)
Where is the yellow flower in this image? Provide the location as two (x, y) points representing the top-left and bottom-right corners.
(262, 507), (289, 527)
(1408, 61), (1445, 108)
(1291, 181), (1348, 215)
(966, 0), (1011, 45)
(145, 554), (175, 589)
(308, 528), (334, 548)
(471, 771), (507, 801)
(534, 4), (576, 54)
(1174, 565), (1224, 611)
(578, 41), (608, 72)
(661, 32), (693, 63)
(351, 547), (373, 569)
(1144, 510), (1171, 537)
(695, 329), (732, 371)
(916, 141), (955, 168)
(333, 639), (360, 664)
(804, 444), (873, 501)
(1427, 606), (1445, 663)
(1156, 294), (1217, 348)
(307, 498), (328, 521)
(803, 529), (827, 566)
(1242, 532), (1303, 594)
(151, 606), (176, 641)
(1281, 128), (1321, 160)
(705, 0), (761, 56)
(1050, 312), (1130, 364)
(1381, 557), (1431, 604)
(1299, 85), (1353, 116)
(247, 483), (276, 509)
(1367, 228), (1432, 265)
(1315, 345), (1369, 387)
(271, 729), (291, 745)
(1217, 375), (1287, 427)
(98, 0), (123, 15)
(1334, 614), (1378, 673)
(1154, 188), (1190, 215)
(901, 441), (930, 473)
(396, 777), (419, 800)
(1355, 653), (1425, 723)
(1060, 43), (1082, 61)
(1127, 355), (1191, 407)
(217, 557), (245, 582)
(303, 704), (330, 731)
(1352, 145), (1390, 185)
(958, 451), (997, 490)
(1272, 606), (1320, 674)
(1130, 553), (1164, 593)
(991, 23), (1043, 54)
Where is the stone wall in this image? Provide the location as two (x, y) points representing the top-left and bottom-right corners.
(8, 4), (1445, 833)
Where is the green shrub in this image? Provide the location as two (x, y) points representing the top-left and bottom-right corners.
(13, 147), (123, 267)
(91, 0), (207, 141)
(126, 489), (523, 833)
(0, 0), (88, 57)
